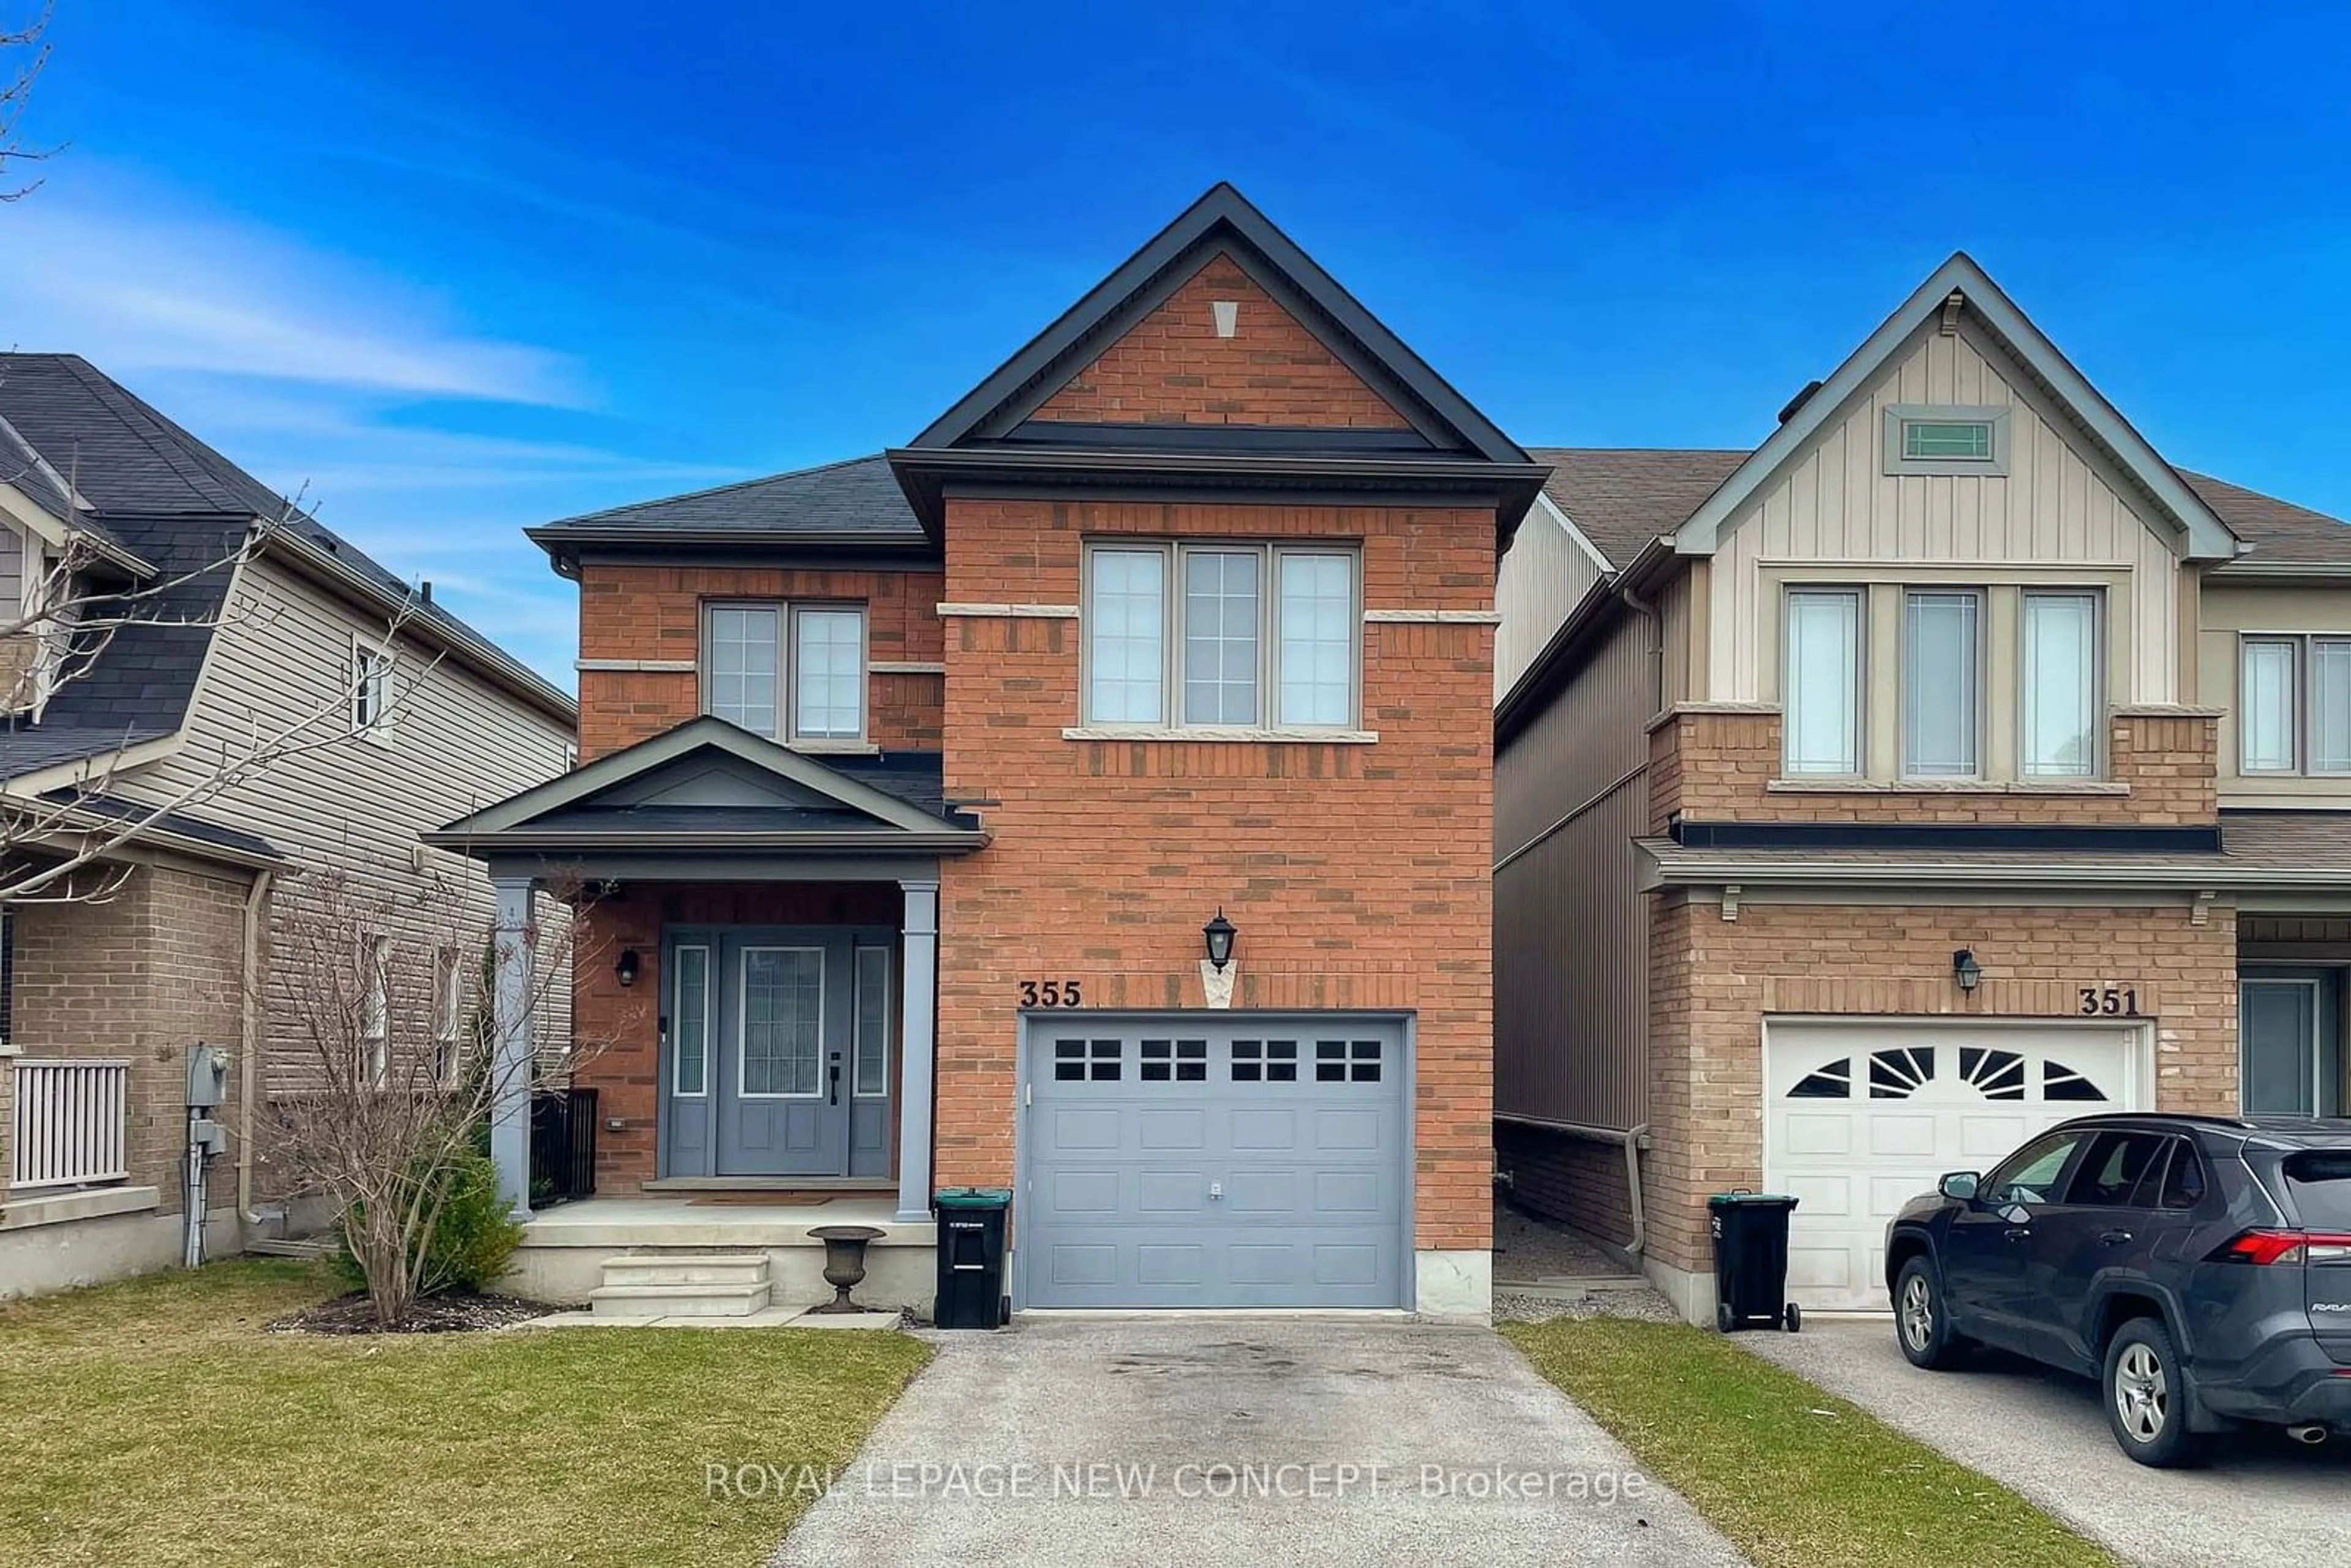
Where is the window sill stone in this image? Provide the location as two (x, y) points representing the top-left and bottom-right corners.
(1061, 726), (1379, 745)
(1766, 778), (2129, 796)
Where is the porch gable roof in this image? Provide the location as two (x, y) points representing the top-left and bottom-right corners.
(422, 716), (987, 858)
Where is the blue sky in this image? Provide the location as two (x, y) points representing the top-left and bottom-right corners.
(9, 3), (2351, 683)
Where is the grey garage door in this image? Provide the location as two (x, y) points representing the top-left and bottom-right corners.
(1018, 1013), (1410, 1309)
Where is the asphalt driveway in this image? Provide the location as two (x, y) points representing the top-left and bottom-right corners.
(769, 1318), (1744, 1567)
(1742, 1319), (2351, 1567)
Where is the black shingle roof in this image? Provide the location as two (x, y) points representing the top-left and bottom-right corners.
(534, 454), (924, 539)
(0, 353), (567, 779)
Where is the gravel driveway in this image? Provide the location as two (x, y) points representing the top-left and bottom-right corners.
(770, 1318), (1745, 1567)
(1742, 1319), (2350, 1567)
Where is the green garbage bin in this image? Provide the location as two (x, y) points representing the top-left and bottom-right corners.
(1708, 1190), (1801, 1334)
(932, 1187), (1012, 1329)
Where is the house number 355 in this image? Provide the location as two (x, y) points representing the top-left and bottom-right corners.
(2078, 986), (2140, 1016)
(1019, 980), (1083, 1007)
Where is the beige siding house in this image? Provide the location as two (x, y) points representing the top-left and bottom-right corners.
(1496, 257), (2351, 1321)
(0, 353), (576, 1297)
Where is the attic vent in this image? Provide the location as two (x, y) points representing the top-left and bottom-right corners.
(312, 532), (339, 553)
(1776, 380), (1824, 426)
(1210, 299), (1239, 339)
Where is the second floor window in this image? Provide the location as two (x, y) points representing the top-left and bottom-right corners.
(1082, 542), (1359, 730)
(703, 602), (867, 743)
(2241, 634), (2351, 775)
(1783, 584), (2101, 781)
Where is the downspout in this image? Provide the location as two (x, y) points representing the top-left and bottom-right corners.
(236, 868), (274, 1226)
(1616, 579), (1659, 1258)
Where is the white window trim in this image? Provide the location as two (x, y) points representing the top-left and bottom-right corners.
(671, 943), (711, 1099)
(350, 635), (396, 746)
(2238, 632), (2351, 778)
(2018, 588), (2104, 781)
(699, 601), (869, 748)
(361, 932), (391, 1088)
(431, 943), (465, 1089)
(735, 945), (825, 1100)
(1882, 403), (2012, 477)
(852, 945), (891, 1099)
(1781, 586), (1865, 778)
(1078, 540), (1363, 734)
(1900, 588), (1982, 780)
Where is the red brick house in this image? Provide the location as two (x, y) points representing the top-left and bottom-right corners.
(433, 186), (1544, 1319)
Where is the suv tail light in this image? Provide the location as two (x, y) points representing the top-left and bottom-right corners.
(2208, 1229), (2351, 1266)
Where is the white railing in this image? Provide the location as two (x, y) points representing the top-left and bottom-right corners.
(9, 1059), (132, 1190)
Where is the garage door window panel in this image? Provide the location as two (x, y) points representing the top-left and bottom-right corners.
(1789, 1057), (1851, 1098)
(1231, 1039), (1297, 1082)
(1957, 1045), (2027, 1100)
(1140, 1038), (1207, 1082)
(1868, 1046), (1935, 1099)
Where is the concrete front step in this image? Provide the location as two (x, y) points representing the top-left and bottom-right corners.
(601, 1253), (774, 1288)
(590, 1280), (775, 1319)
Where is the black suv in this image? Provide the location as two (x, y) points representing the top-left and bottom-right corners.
(1884, 1113), (2351, 1466)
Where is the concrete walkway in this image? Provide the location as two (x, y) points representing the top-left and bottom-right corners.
(768, 1318), (1743, 1567)
(1744, 1319), (2351, 1567)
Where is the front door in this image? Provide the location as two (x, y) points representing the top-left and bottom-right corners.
(661, 927), (896, 1179)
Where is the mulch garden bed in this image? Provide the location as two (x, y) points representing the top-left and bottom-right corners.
(268, 1291), (557, 1335)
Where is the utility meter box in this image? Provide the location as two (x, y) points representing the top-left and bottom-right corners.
(186, 1043), (230, 1110)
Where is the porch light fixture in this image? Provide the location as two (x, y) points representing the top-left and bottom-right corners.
(1952, 949), (1982, 993)
(615, 948), (641, 989)
(1202, 909), (1238, 972)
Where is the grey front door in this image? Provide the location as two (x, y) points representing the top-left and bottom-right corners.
(662, 928), (896, 1179)
(1019, 1012), (1410, 1308)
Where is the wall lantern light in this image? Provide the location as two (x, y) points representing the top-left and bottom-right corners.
(615, 948), (642, 989)
(1202, 909), (1239, 972)
(1952, 948), (1982, 993)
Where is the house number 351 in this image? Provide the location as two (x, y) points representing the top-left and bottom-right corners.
(1019, 980), (1083, 1007)
(2078, 986), (2140, 1016)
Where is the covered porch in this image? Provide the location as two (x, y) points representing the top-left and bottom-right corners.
(424, 718), (988, 1291)
(2226, 812), (2351, 1119)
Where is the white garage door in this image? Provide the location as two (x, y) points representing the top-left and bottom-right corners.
(1764, 1020), (2150, 1312)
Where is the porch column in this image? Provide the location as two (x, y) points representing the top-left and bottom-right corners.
(489, 873), (536, 1220)
(895, 878), (940, 1223)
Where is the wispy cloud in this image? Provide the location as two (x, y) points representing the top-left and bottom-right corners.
(0, 186), (580, 404)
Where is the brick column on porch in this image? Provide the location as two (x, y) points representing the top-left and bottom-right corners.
(895, 878), (939, 1222)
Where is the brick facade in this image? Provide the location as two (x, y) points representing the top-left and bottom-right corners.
(932, 497), (1496, 1253)
(575, 563), (945, 762)
(1033, 250), (1411, 429)
(1648, 705), (2218, 830)
(1640, 895), (2239, 1278)
(4, 858), (252, 1203)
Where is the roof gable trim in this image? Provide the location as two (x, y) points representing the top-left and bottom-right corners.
(908, 184), (1529, 468)
(428, 716), (957, 841)
(1670, 254), (2240, 562)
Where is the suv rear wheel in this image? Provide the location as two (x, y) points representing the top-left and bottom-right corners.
(2102, 1316), (2210, 1468)
(1893, 1256), (1971, 1370)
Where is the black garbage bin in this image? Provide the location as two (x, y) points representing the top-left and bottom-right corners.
(1708, 1190), (1801, 1333)
(932, 1187), (1012, 1329)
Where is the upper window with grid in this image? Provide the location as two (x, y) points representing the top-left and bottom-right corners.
(703, 602), (867, 743)
(1081, 542), (1358, 730)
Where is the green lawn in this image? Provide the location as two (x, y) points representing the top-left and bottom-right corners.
(0, 1260), (931, 1568)
(1504, 1318), (2113, 1568)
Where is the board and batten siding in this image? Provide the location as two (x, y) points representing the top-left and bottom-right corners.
(118, 557), (575, 1092)
(1494, 608), (1654, 1131)
(1706, 318), (2186, 708)
(1494, 495), (1608, 702)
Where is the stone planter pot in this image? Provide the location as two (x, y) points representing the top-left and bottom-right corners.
(806, 1225), (887, 1314)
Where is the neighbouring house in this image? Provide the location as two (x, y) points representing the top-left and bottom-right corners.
(432, 184), (1540, 1320)
(0, 353), (577, 1297)
(1493, 254), (2351, 1322)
